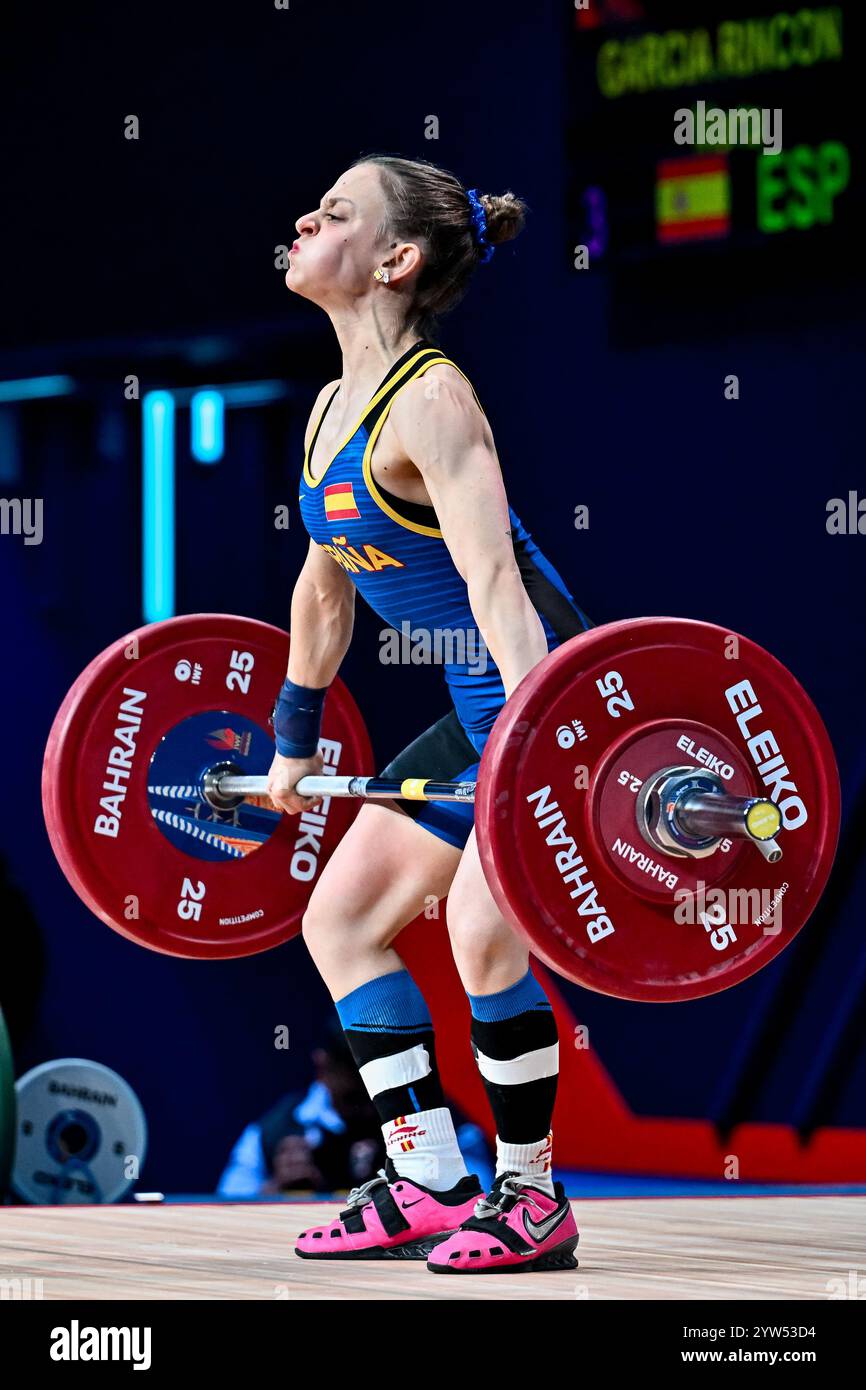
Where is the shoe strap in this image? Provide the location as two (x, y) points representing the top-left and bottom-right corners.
(473, 1173), (538, 1220)
(339, 1169), (411, 1238)
(339, 1168), (389, 1217)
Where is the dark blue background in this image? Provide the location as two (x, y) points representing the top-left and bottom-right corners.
(1, 0), (864, 1192)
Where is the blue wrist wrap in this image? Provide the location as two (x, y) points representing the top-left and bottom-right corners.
(273, 678), (327, 758)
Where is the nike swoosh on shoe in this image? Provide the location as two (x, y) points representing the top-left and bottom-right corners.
(522, 1203), (569, 1244)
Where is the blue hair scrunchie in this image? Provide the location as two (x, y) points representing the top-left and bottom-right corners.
(466, 188), (495, 264)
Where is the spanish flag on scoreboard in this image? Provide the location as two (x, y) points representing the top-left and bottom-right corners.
(324, 480), (361, 521)
(655, 155), (731, 245)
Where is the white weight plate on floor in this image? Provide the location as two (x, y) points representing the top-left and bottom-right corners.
(12, 1058), (147, 1204)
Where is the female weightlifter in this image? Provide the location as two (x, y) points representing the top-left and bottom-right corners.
(269, 155), (591, 1273)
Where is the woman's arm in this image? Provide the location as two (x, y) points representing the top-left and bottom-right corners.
(268, 538), (355, 814)
(287, 536), (356, 685)
(389, 368), (549, 699)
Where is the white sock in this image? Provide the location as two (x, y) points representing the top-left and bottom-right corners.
(495, 1131), (556, 1198)
(382, 1107), (469, 1191)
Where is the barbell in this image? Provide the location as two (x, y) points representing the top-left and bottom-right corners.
(42, 612), (840, 1001)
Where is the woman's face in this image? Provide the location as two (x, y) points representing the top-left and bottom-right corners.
(286, 163), (389, 302)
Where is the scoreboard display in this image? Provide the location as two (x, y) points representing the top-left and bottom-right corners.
(567, 1), (863, 324)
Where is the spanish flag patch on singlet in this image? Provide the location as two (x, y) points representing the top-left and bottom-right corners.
(323, 481), (361, 522)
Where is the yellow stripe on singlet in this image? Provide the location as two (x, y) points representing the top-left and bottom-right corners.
(303, 346), (445, 489)
(362, 356), (486, 536)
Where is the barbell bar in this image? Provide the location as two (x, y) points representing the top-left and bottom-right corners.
(202, 768), (783, 859)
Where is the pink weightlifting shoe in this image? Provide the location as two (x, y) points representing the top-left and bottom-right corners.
(426, 1170), (579, 1274)
(294, 1157), (484, 1260)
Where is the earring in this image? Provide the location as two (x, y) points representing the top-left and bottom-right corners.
(373, 267), (390, 283)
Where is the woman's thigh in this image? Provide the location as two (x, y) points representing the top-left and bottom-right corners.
(301, 799), (462, 982)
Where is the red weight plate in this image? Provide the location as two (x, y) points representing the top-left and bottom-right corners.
(476, 618), (840, 1002)
(43, 614), (373, 959)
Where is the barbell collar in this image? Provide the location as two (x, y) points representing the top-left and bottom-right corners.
(674, 791), (782, 844)
(636, 764), (783, 862)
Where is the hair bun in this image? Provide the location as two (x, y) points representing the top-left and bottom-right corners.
(477, 191), (528, 247)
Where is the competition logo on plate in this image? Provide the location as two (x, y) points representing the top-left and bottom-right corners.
(148, 711), (279, 860)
